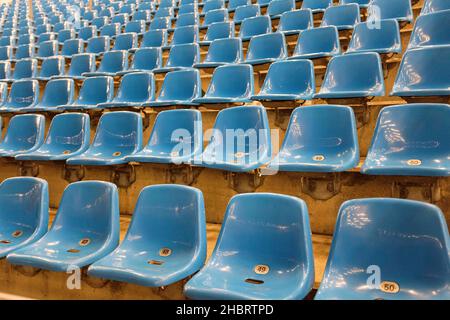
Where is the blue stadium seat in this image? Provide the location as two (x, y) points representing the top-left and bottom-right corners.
(200, 105), (270, 172)
(408, 10), (450, 49)
(0, 36), (15, 47)
(164, 25), (199, 48)
(153, 43), (200, 73)
(184, 192), (314, 300)
(60, 76), (114, 110)
(346, 19), (401, 54)
(67, 112), (143, 166)
(78, 26), (98, 42)
(201, 8), (229, 29)
(150, 17), (171, 30)
(301, 0), (333, 13)
(0, 177), (48, 258)
(199, 21), (234, 45)
(391, 46), (450, 97)
(145, 69), (201, 107)
(14, 44), (36, 60)
(267, 0), (295, 19)
(362, 103), (450, 176)
(99, 7), (115, 18)
(112, 32), (138, 51)
(112, 13), (130, 26)
(420, 0), (450, 15)
(0, 46), (13, 61)
(17, 34), (35, 46)
(83, 50), (129, 77)
(340, 0), (370, 8)
(289, 26), (340, 59)
(15, 113), (90, 161)
(228, 0), (250, 12)
(172, 12), (198, 30)
(57, 29), (75, 44)
(0, 114), (45, 157)
(178, 3), (198, 15)
(86, 36), (111, 55)
(268, 105), (359, 172)
(52, 53), (95, 80)
(34, 56), (65, 81)
(154, 7), (175, 20)
(244, 32), (287, 65)
(31, 79), (73, 111)
(321, 4), (361, 30)
(118, 47), (162, 75)
(239, 15), (271, 41)
(195, 38), (243, 68)
(7, 181), (120, 272)
(36, 24), (51, 35)
(0, 61), (11, 80)
(100, 23), (121, 38)
(127, 109), (202, 164)
(316, 52), (385, 98)
(0, 80), (39, 112)
(133, 10), (151, 22)
(257, 0), (273, 8)
(36, 40), (58, 59)
(201, 0), (225, 17)
(368, 0), (413, 23)
(137, 29), (168, 50)
(60, 39), (84, 58)
(98, 72), (155, 108)
(91, 17), (109, 30)
(315, 198), (450, 300)
(124, 20), (146, 34)
(277, 9), (313, 36)
(252, 60), (315, 102)
(233, 4), (260, 24)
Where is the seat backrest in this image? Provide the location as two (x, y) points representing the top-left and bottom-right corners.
(113, 32), (138, 50)
(421, 0), (450, 15)
(205, 64), (254, 98)
(0, 46), (13, 60)
(204, 38), (243, 63)
(17, 34), (35, 46)
(203, 8), (229, 26)
(171, 25), (199, 46)
(77, 76), (115, 105)
(38, 56), (65, 78)
(124, 20), (146, 33)
(15, 44), (35, 60)
(131, 47), (162, 70)
(302, 0), (332, 11)
(57, 29), (75, 44)
(2, 114), (45, 149)
(38, 32), (56, 44)
(228, 0), (251, 11)
(203, 21), (234, 42)
(100, 23), (121, 37)
(91, 16), (109, 29)
(294, 26), (340, 56)
(267, 0), (295, 17)
(239, 15), (271, 39)
(158, 69), (201, 101)
(203, 0), (225, 14)
(44, 113), (90, 151)
(142, 29), (168, 47)
(133, 10), (150, 22)
(321, 3), (361, 29)
(246, 32), (287, 61)
(165, 43), (200, 68)
(61, 39), (84, 56)
(79, 26), (98, 41)
(37, 40), (58, 58)
(408, 10), (450, 49)
(68, 53), (96, 76)
(368, 0), (413, 22)
(6, 80), (39, 108)
(234, 4), (260, 23)
(0, 61), (11, 79)
(175, 12), (198, 28)
(40, 79), (75, 107)
(98, 50), (128, 73)
(150, 17), (171, 30)
(115, 72), (155, 102)
(278, 9), (313, 33)
(87, 36), (110, 54)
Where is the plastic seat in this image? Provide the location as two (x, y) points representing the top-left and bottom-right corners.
(200, 21), (234, 45)
(277, 9), (313, 36)
(98, 72), (155, 108)
(57, 29), (75, 45)
(17, 34), (35, 46)
(195, 38), (243, 68)
(14, 44), (36, 60)
(154, 7), (175, 20)
(201, 8), (229, 29)
(239, 15), (271, 41)
(268, 105), (359, 172)
(15, 113), (90, 161)
(99, 7), (115, 18)
(408, 10), (450, 49)
(0, 61), (11, 80)
(36, 24), (51, 35)
(100, 23), (121, 38)
(60, 39), (83, 58)
(112, 32), (138, 51)
(127, 109), (202, 163)
(368, 0), (413, 23)
(123, 21), (145, 35)
(200, 105), (270, 171)
(289, 26), (340, 59)
(340, 0), (370, 8)
(391, 46), (450, 97)
(146, 69), (201, 107)
(165, 26), (199, 48)
(201, 0), (225, 16)
(86, 36), (111, 55)
(78, 26), (98, 42)
(83, 50), (129, 77)
(244, 32), (287, 65)
(132, 10), (151, 22)
(315, 52), (385, 98)
(233, 4), (260, 24)
(185, 192), (314, 300)
(301, 0), (332, 13)
(178, 3), (198, 15)
(194, 64), (254, 104)
(36, 40), (58, 59)
(137, 30), (168, 50)
(346, 19), (401, 54)
(252, 60), (315, 102)
(267, 0), (295, 19)
(118, 48), (162, 75)
(7, 181), (120, 272)
(34, 56), (65, 81)
(0, 177), (48, 258)
(0, 46), (13, 61)
(150, 17), (171, 30)
(60, 76), (114, 110)
(228, 0), (250, 12)
(172, 13), (198, 30)
(321, 4), (361, 30)
(361, 104), (450, 177)
(315, 198), (450, 300)
(0, 37), (14, 47)
(0, 80), (40, 112)
(33, 78), (75, 111)
(52, 53), (96, 80)
(420, 0), (450, 15)
(0, 114), (45, 157)
(67, 112), (143, 166)
(91, 17), (109, 29)
(112, 13), (130, 26)
(153, 43), (200, 73)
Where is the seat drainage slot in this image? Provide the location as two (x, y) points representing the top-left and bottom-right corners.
(245, 279), (264, 285)
(67, 249), (80, 253)
(0, 240), (11, 244)
(148, 260), (164, 266)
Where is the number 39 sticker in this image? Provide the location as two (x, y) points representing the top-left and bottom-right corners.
(380, 281), (400, 294)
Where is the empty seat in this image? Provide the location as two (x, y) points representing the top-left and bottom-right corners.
(38, 33), (56, 44)
(7, 181), (120, 272)
(112, 33), (137, 52)
(289, 26), (341, 59)
(86, 36), (111, 55)
(252, 60), (315, 102)
(346, 19), (401, 54)
(267, 0), (295, 18)
(268, 105), (359, 172)
(244, 32), (287, 65)
(60, 39), (84, 57)
(118, 48), (162, 75)
(34, 56), (65, 81)
(52, 53), (96, 80)
(36, 24), (51, 35)
(153, 43), (200, 73)
(321, 4), (361, 30)
(0, 61), (11, 80)
(315, 198), (450, 300)
(200, 21), (234, 45)
(0, 46), (13, 61)
(132, 10), (151, 22)
(368, 0), (413, 23)
(420, 0), (450, 15)
(228, 0), (250, 12)
(124, 21), (146, 35)
(146, 69), (201, 107)
(67, 112), (142, 166)
(33, 79), (75, 111)
(0, 114), (45, 157)
(201, 9), (229, 30)
(17, 34), (35, 46)
(137, 30), (168, 50)
(57, 29), (76, 44)
(15, 113), (90, 161)
(166, 26), (199, 48)
(154, 7), (175, 20)
(200, 105), (270, 171)
(150, 17), (171, 30)
(78, 26), (98, 42)
(91, 17), (109, 30)
(391, 46), (450, 97)
(195, 38), (243, 68)
(112, 13), (130, 26)
(0, 80), (40, 112)
(315, 52), (385, 99)
(362, 103), (450, 176)
(36, 40), (58, 59)
(302, 0), (332, 13)
(100, 23), (121, 38)
(239, 15), (271, 41)
(178, 3), (197, 15)
(185, 192), (314, 300)
(277, 9), (313, 36)
(0, 36), (15, 47)
(98, 72), (155, 108)
(0, 177), (49, 258)
(83, 50), (129, 77)
(172, 13), (198, 30)
(201, 0), (225, 16)
(127, 110), (202, 163)
(233, 4), (260, 24)
(408, 10), (450, 49)
(340, 0), (370, 7)
(14, 44), (36, 60)
(60, 76), (114, 110)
